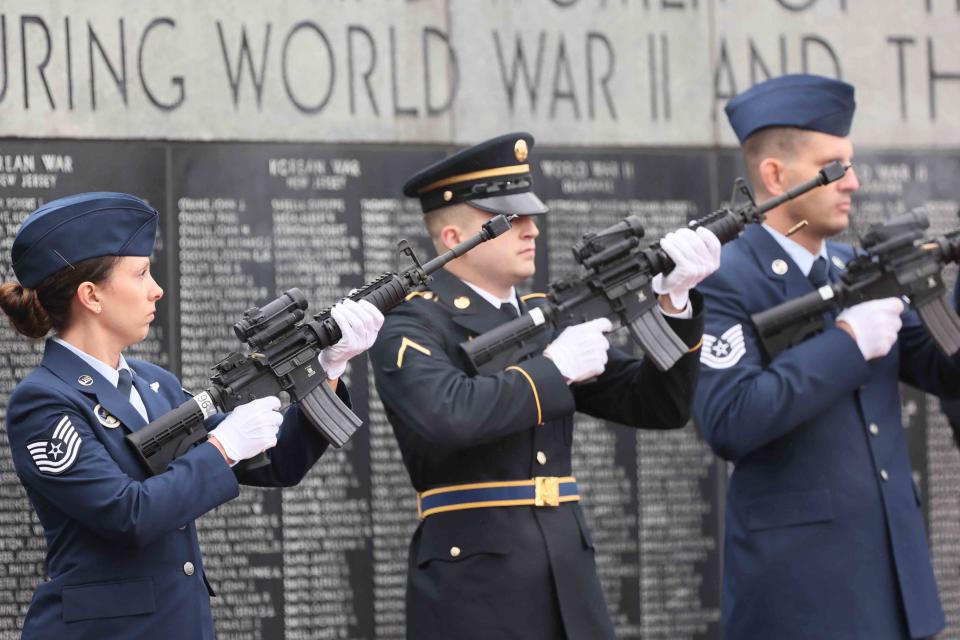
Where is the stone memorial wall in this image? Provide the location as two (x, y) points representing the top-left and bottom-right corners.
(0, 2), (957, 638)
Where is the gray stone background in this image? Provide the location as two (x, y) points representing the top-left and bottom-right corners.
(1, 0), (956, 146)
(0, 1), (958, 639)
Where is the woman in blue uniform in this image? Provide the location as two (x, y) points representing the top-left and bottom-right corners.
(0, 192), (382, 639)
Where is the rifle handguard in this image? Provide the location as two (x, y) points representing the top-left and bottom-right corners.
(651, 161), (849, 275)
(317, 214), (516, 348)
(353, 274), (409, 311)
(644, 211), (752, 275)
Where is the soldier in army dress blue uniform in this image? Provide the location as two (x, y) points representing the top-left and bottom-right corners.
(0, 192), (383, 639)
(369, 133), (722, 639)
(693, 75), (960, 639)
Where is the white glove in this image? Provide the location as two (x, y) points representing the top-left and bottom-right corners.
(319, 299), (385, 379)
(652, 227), (722, 310)
(836, 297), (904, 361)
(209, 396), (282, 463)
(544, 318), (613, 384)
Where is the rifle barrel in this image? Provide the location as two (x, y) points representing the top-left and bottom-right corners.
(646, 161), (848, 277)
(756, 161), (848, 215)
(420, 214), (515, 273)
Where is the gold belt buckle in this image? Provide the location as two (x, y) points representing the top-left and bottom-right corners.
(534, 476), (560, 507)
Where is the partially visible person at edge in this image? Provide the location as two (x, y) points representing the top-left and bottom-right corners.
(369, 132), (721, 639)
(939, 277), (960, 450)
(693, 74), (960, 639)
(0, 192), (383, 639)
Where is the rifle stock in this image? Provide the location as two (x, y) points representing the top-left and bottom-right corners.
(464, 309), (552, 374)
(751, 285), (839, 358)
(126, 391), (219, 476)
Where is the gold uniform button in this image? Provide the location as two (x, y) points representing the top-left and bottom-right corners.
(183, 561), (195, 576)
(423, 291), (434, 300)
(880, 469), (889, 481)
(449, 546), (461, 558)
(454, 296), (471, 310)
(869, 423), (879, 436)
(536, 451), (547, 465)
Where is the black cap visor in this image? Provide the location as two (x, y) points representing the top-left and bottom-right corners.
(467, 191), (548, 216)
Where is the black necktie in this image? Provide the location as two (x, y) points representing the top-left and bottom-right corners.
(117, 368), (134, 399)
(808, 256), (829, 288)
(501, 303), (520, 320)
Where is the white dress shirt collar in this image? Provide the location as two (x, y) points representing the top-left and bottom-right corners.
(460, 280), (520, 315)
(762, 223), (829, 277)
(53, 337), (133, 385)
(52, 337), (148, 421)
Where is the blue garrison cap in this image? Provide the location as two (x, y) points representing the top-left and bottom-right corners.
(403, 132), (548, 216)
(12, 192), (159, 288)
(725, 74), (856, 143)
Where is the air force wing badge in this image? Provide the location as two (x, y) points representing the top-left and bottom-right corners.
(27, 415), (82, 474)
(701, 324), (747, 369)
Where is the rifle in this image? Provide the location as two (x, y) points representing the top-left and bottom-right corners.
(459, 161), (847, 374)
(126, 214), (515, 476)
(752, 210), (960, 360)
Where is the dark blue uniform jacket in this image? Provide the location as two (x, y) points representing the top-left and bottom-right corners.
(6, 339), (337, 639)
(694, 225), (960, 639)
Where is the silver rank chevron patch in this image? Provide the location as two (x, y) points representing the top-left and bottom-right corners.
(701, 324), (747, 369)
(27, 415), (82, 474)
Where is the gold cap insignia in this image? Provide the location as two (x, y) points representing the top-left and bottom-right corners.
(771, 259), (789, 275)
(443, 190), (454, 202)
(514, 139), (528, 162)
(94, 404), (121, 429)
(454, 296), (471, 310)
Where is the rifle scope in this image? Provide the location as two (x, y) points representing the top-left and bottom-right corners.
(233, 288), (309, 349)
